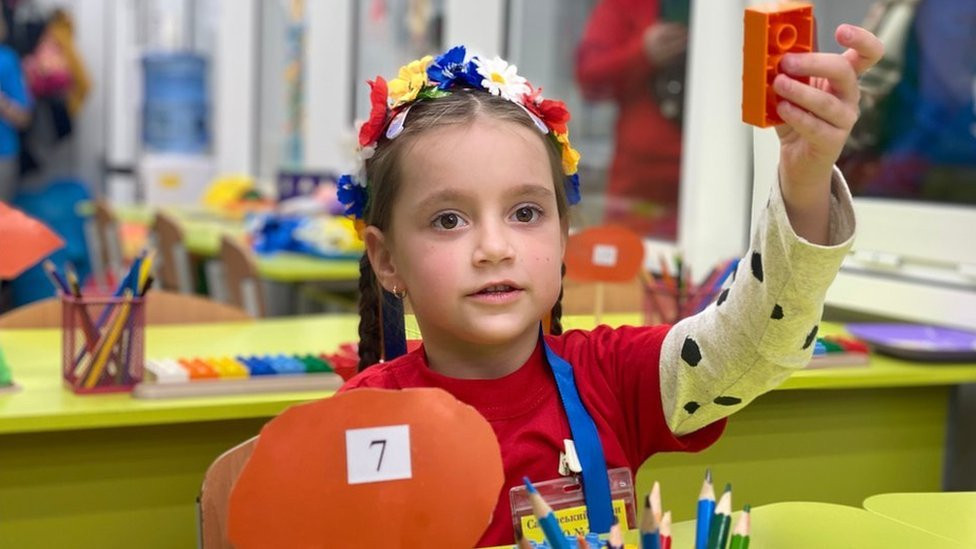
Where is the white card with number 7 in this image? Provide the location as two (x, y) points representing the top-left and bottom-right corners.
(345, 424), (412, 484)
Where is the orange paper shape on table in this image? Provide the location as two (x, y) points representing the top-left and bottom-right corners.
(228, 387), (505, 549)
(0, 202), (65, 279)
(742, 2), (814, 127)
(564, 225), (644, 283)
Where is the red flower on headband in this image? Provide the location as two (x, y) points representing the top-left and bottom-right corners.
(522, 84), (570, 135)
(359, 77), (389, 147)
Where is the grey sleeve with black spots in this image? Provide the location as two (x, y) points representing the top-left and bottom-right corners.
(660, 166), (857, 436)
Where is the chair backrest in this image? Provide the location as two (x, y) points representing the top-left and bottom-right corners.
(92, 200), (125, 283)
(219, 235), (266, 318)
(560, 278), (645, 316)
(153, 211), (195, 294)
(0, 290), (253, 329)
(198, 436), (258, 549)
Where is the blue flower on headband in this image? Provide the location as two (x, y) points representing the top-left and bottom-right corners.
(565, 173), (581, 206)
(427, 45), (469, 90)
(337, 174), (368, 219)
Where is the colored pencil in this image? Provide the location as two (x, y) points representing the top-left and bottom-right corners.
(42, 260), (71, 294)
(660, 511), (672, 549)
(607, 516), (624, 549)
(83, 290), (133, 388)
(515, 530), (533, 549)
(576, 534), (591, 549)
(695, 469), (716, 549)
(650, 480), (663, 523)
(523, 477), (568, 549)
(707, 484), (732, 549)
(728, 504), (750, 549)
(640, 494), (661, 549)
(657, 254), (677, 293)
(639, 269), (666, 324)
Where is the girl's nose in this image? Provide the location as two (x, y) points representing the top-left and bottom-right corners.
(472, 221), (515, 265)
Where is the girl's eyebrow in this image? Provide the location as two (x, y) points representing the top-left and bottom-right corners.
(415, 183), (554, 211)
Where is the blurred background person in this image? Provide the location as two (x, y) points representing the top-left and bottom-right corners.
(0, 15), (31, 203)
(576, 0), (689, 239)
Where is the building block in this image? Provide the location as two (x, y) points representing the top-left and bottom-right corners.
(742, 2), (814, 127)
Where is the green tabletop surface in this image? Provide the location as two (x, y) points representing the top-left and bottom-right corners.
(2, 315), (975, 436)
(863, 492), (976, 546)
(81, 203), (360, 282)
(0, 315), (356, 434)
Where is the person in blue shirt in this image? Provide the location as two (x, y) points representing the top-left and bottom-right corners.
(0, 17), (32, 203)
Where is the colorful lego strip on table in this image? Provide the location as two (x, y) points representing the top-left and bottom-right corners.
(135, 352), (343, 398)
(807, 335), (870, 368)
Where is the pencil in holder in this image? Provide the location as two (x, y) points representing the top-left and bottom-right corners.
(61, 294), (146, 394)
(643, 282), (725, 325)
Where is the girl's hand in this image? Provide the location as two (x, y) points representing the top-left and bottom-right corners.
(773, 24), (884, 243)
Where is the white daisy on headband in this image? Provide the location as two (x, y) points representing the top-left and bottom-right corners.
(472, 56), (530, 102)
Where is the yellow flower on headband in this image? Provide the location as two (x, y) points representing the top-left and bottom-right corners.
(388, 55), (433, 107)
(555, 132), (580, 176)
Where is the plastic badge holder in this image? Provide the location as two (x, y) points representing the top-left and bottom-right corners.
(510, 467), (637, 543)
(61, 294), (146, 394)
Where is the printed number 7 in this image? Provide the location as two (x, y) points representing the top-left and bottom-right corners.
(369, 439), (387, 471)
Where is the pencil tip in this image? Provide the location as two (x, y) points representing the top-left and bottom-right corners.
(705, 468), (712, 482)
(744, 504), (751, 512)
(724, 483), (732, 493)
(522, 476), (537, 494)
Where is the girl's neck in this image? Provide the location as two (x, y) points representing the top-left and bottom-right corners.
(422, 325), (541, 380)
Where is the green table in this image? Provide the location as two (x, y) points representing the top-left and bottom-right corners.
(863, 492), (976, 546)
(2, 316), (975, 548)
(80, 203), (361, 283)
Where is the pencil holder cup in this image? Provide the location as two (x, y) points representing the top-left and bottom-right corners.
(61, 294), (146, 394)
(643, 285), (723, 325)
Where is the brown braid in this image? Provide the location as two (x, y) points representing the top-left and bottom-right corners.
(549, 262), (566, 335)
(357, 254), (382, 371)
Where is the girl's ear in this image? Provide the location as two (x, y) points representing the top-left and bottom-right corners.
(364, 225), (399, 292)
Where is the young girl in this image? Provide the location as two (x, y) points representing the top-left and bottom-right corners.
(339, 26), (882, 547)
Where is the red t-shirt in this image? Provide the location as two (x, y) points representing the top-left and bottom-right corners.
(340, 324), (726, 547)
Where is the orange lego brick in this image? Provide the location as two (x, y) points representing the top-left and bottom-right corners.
(742, 2), (814, 127)
(178, 358), (219, 379)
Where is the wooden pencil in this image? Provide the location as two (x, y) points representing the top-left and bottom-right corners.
(707, 484), (732, 549)
(82, 291), (133, 389)
(640, 493), (661, 549)
(523, 477), (568, 549)
(728, 504), (751, 549)
(650, 480), (663, 523)
(695, 469), (716, 549)
(608, 516), (624, 549)
(660, 511), (672, 549)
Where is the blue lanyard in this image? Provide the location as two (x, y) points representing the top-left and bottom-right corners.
(541, 328), (614, 534)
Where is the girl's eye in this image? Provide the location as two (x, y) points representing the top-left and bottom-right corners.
(432, 212), (466, 230)
(513, 206), (541, 223)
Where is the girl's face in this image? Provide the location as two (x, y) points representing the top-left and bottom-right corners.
(366, 117), (566, 355)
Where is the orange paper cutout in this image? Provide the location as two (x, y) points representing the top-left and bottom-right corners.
(0, 202), (64, 279)
(564, 225), (644, 283)
(228, 388), (504, 548)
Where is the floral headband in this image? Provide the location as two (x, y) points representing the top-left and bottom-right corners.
(336, 45), (581, 223)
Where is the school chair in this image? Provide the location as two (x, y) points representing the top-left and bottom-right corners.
(219, 235), (267, 318)
(0, 289), (253, 329)
(560, 278), (646, 316)
(153, 211), (196, 294)
(89, 200), (126, 289)
(198, 436), (259, 549)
